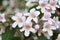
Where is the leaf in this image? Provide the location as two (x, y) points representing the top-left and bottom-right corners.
(2, 27), (17, 40)
(37, 34), (47, 40)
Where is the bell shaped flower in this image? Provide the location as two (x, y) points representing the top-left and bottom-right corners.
(49, 0), (59, 10)
(11, 12), (26, 28)
(20, 21), (36, 37)
(24, 8), (40, 23)
(36, 0), (49, 13)
(42, 22), (56, 38)
(52, 17), (60, 28)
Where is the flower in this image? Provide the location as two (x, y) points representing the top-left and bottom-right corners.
(0, 13), (6, 23)
(11, 12), (26, 28)
(25, 8), (40, 23)
(36, 0), (49, 13)
(52, 17), (60, 28)
(42, 22), (57, 39)
(41, 13), (51, 20)
(41, 12), (54, 24)
(20, 21), (36, 37)
(42, 22), (53, 36)
(49, 0), (59, 9)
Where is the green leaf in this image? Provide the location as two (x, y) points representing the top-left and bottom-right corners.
(38, 34), (47, 40)
(2, 27), (17, 40)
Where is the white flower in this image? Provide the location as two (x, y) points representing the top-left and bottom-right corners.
(49, 0), (59, 9)
(52, 17), (60, 28)
(11, 12), (26, 28)
(0, 13), (6, 23)
(25, 8), (40, 23)
(36, 0), (49, 12)
(42, 22), (54, 37)
(44, 5), (56, 14)
(41, 12), (54, 24)
(20, 21), (36, 37)
(41, 13), (51, 20)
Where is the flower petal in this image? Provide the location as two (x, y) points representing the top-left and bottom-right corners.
(24, 31), (30, 37)
(50, 26), (56, 30)
(22, 16), (26, 22)
(2, 19), (6, 23)
(48, 30), (53, 36)
(15, 12), (22, 17)
(26, 17), (32, 22)
(34, 11), (40, 17)
(33, 18), (38, 23)
(11, 16), (17, 21)
(24, 13), (30, 16)
(18, 23), (23, 28)
(42, 28), (47, 32)
(20, 27), (25, 32)
(30, 8), (35, 13)
(30, 28), (36, 33)
(36, 6), (40, 9)
(12, 22), (17, 28)
(26, 1), (31, 6)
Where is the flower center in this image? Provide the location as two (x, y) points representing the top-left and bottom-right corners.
(25, 25), (30, 31)
(40, 3), (46, 8)
(46, 8), (52, 12)
(17, 17), (23, 23)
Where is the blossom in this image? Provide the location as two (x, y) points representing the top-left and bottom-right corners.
(0, 13), (6, 23)
(42, 22), (53, 36)
(41, 12), (54, 24)
(42, 22), (57, 39)
(52, 17), (60, 28)
(20, 21), (36, 37)
(41, 13), (51, 20)
(24, 8), (40, 23)
(49, 0), (59, 9)
(11, 12), (26, 28)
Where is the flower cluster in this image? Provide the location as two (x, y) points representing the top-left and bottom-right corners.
(11, 8), (60, 39)
(0, 0), (60, 40)
(12, 0), (60, 39)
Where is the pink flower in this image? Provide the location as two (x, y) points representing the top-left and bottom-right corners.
(20, 21), (36, 37)
(11, 12), (26, 28)
(24, 8), (40, 23)
(52, 17), (60, 28)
